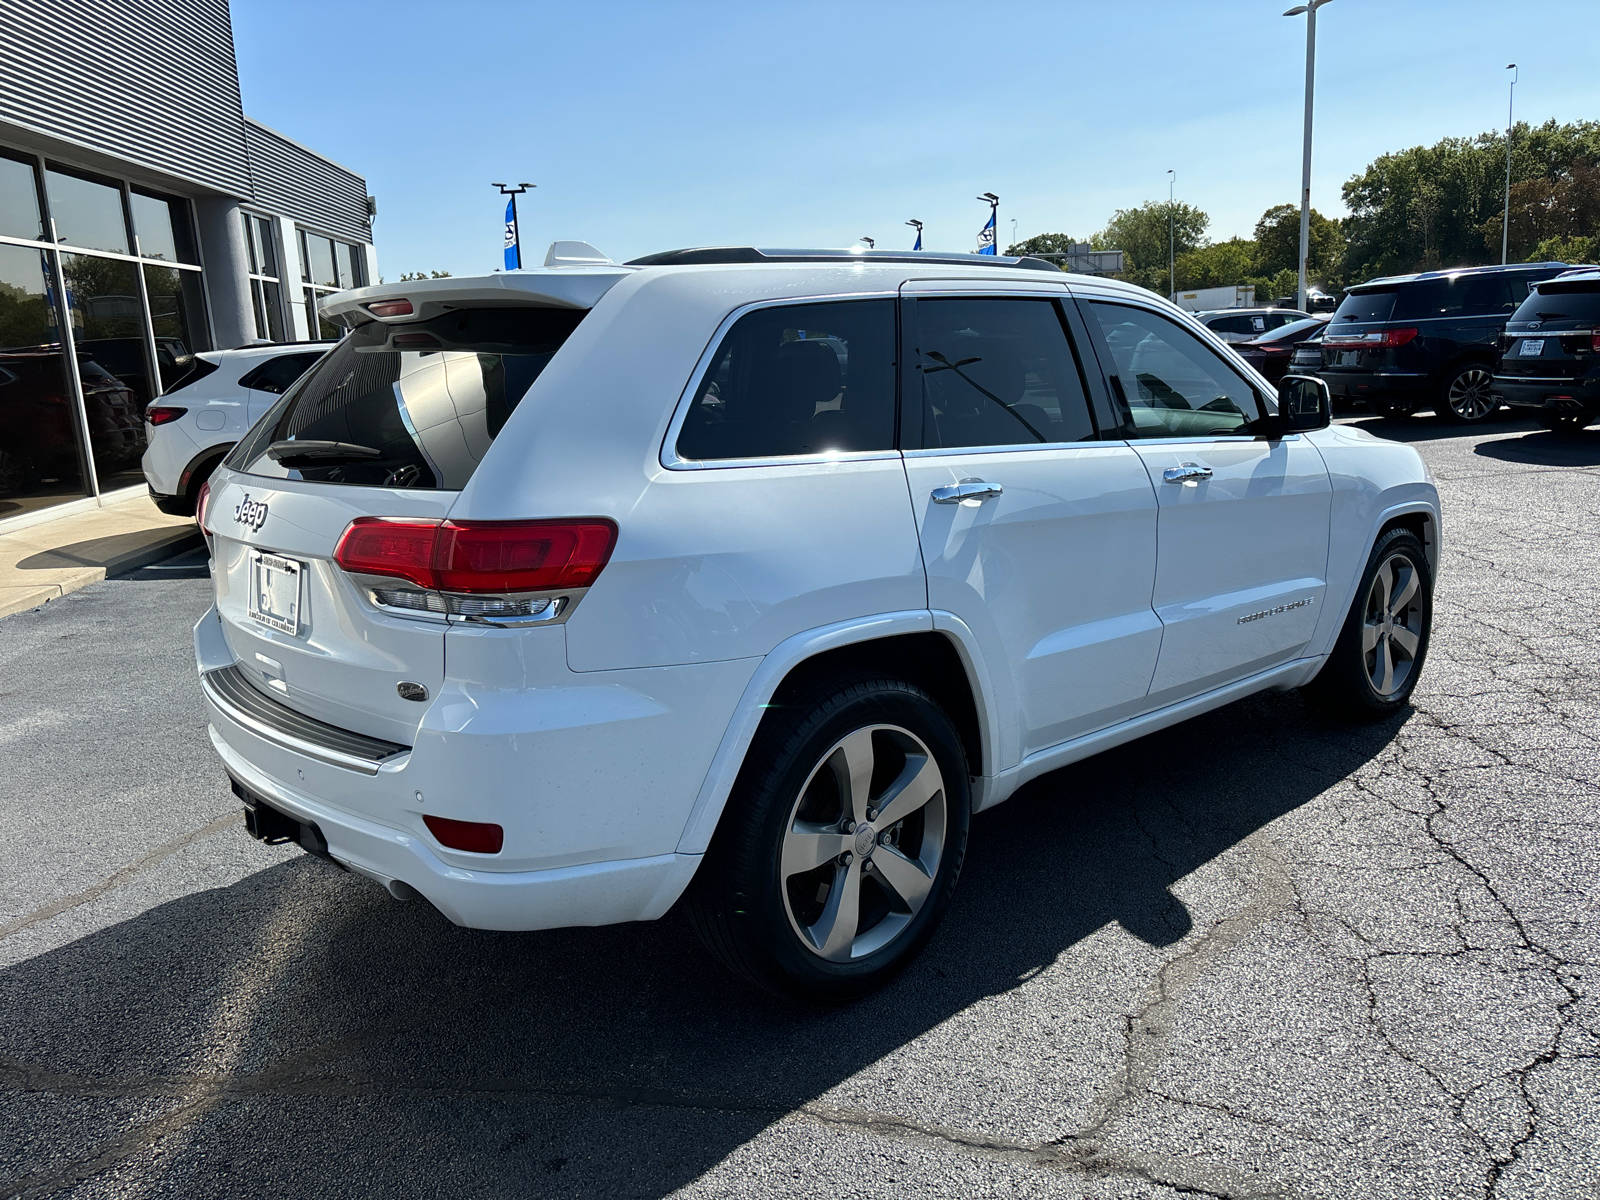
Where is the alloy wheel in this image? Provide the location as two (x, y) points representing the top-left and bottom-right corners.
(1362, 552), (1425, 699)
(1446, 367), (1497, 421)
(780, 725), (947, 962)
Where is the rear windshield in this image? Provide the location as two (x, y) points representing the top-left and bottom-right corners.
(1512, 278), (1600, 325)
(227, 306), (586, 489)
(1331, 290), (1395, 325)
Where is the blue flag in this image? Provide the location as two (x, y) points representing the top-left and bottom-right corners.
(502, 198), (519, 270)
(912, 228), (922, 251)
(976, 211), (996, 255)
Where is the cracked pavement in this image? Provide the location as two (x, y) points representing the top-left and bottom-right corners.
(1, 416), (1596, 1199)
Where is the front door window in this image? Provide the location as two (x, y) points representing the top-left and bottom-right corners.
(1089, 303), (1262, 438)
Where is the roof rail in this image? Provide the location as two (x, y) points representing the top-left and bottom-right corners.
(624, 246), (1061, 273)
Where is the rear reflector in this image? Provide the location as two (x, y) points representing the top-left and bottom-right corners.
(367, 299), (414, 317)
(333, 517), (617, 594)
(423, 815), (503, 854)
(147, 406), (187, 426)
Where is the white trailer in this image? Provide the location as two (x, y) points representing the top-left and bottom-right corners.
(1171, 284), (1256, 312)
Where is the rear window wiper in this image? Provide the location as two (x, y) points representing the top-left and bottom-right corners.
(266, 440), (383, 467)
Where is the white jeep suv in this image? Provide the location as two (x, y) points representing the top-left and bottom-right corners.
(143, 344), (326, 515)
(195, 247), (1440, 999)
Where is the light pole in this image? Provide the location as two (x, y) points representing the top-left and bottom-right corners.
(1502, 64), (1518, 265)
(860, 236), (875, 249)
(492, 182), (534, 270)
(906, 219), (923, 251)
(1010, 218), (1018, 252)
(1167, 169), (1175, 299)
(1284, 1), (1331, 312)
(977, 193), (999, 255)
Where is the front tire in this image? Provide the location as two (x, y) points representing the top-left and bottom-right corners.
(1438, 364), (1499, 423)
(1304, 527), (1433, 720)
(688, 675), (970, 1002)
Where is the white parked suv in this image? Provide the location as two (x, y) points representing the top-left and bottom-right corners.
(194, 247), (1440, 999)
(142, 344), (326, 515)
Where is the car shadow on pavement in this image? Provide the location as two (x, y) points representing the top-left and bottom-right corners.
(1472, 427), (1600, 467)
(0, 689), (1406, 1199)
(1337, 413), (1539, 443)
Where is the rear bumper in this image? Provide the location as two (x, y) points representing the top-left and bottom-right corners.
(210, 725), (698, 929)
(1494, 375), (1600, 411)
(1319, 369), (1430, 399)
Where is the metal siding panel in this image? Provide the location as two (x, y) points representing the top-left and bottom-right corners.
(243, 121), (370, 245)
(0, 0), (252, 196)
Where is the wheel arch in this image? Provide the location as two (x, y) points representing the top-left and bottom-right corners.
(673, 612), (996, 858)
(178, 441), (235, 497)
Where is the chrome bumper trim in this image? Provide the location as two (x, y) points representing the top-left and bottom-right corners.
(201, 664), (410, 776)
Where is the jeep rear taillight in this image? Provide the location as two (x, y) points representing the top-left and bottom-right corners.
(333, 517), (617, 594)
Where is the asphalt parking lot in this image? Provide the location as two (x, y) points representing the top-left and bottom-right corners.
(1, 415), (1596, 1200)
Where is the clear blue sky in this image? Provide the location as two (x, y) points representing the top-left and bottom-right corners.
(232, 0), (1600, 279)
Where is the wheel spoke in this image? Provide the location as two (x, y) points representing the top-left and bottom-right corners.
(811, 859), (862, 961)
(783, 823), (848, 877)
(871, 846), (934, 914)
(1362, 621), (1383, 653)
(1374, 561), (1393, 615)
(872, 753), (941, 828)
(1390, 626), (1420, 658)
(830, 728), (877, 826)
(1389, 566), (1419, 615)
(1377, 638), (1395, 695)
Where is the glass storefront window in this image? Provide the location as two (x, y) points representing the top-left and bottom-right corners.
(246, 215), (276, 277)
(303, 231), (337, 287)
(144, 264), (211, 387)
(338, 242), (363, 288)
(129, 190), (197, 265)
(61, 252), (152, 489)
(45, 167), (130, 255)
(0, 243), (88, 514)
(0, 152), (44, 243)
(252, 279), (284, 341)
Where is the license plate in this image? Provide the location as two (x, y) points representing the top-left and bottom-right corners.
(1336, 350), (1362, 366)
(1519, 339), (1545, 356)
(248, 551), (303, 635)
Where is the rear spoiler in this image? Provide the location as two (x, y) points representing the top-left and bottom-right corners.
(321, 258), (634, 328)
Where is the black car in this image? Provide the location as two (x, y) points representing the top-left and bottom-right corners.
(1319, 262), (1591, 423)
(1493, 269), (1600, 435)
(1232, 315), (1329, 385)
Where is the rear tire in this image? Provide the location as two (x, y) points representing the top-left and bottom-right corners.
(688, 674), (970, 1002)
(1437, 364), (1499, 424)
(1535, 409), (1595, 436)
(1304, 527), (1433, 720)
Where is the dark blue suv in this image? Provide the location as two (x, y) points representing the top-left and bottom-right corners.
(1318, 262), (1590, 423)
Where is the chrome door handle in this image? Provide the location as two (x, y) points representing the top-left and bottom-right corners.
(931, 479), (1004, 505)
(1163, 462), (1213, 484)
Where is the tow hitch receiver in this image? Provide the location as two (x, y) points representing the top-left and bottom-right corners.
(231, 775), (340, 866)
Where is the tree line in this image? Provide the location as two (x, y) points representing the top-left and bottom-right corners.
(1007, 119), (1600, 301)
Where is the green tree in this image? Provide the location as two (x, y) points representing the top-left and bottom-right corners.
(1003, 233), (1081, 257)
(397, 270), (453, 281)
(1341, 119), (1600, 280)
(1092, 200), (1209, 295)
(1476, 159), (1600, 260)
(1174, 238), (1256, 290)
(1253, 204), (1345, 286)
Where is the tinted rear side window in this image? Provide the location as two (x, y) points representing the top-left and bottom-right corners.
(676, 299), (895, 461)
(1514, 279), (1600, 324)
(228, 306), (586, 489)
(239, 351), (325, 395)
(1333, 290), (1397, 324)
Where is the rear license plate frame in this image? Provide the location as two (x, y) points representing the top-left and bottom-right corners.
(1335, 350), (1362, 367)
(1519, 339), (1545, 357)
(248, 550), (303, 635)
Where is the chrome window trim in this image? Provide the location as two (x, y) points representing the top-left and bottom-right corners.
(902, 438), (1106, 459)
(660, 291), (900, 471)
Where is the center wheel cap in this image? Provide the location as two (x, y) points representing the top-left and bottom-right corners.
(853, 824), (877, 858)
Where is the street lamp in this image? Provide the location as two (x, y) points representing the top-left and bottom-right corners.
(492, 182), (534, 270)
(1283, 0), (1332, 312)
(905, 219), (923, 251)
(1167, 169), (1175, 300)
(1502, 64), (1518, 265)
(1010, 218), (1018, 252)
(977, 193), (999, 255)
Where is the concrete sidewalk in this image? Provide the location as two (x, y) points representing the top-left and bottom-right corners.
(0, 495), (201, 619)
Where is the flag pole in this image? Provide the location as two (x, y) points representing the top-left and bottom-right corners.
(493, 182), (535, 270)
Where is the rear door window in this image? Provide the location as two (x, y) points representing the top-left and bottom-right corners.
(227, 306), (586, 488)
(675, 299), (895, 461)
(913, 297), (1095, 447)
(238, 351), (325, 395)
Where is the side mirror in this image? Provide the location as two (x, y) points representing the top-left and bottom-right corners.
(1276, 374), (1331, 432)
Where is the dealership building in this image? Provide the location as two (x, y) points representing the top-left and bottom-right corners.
(0, 0), (376, 525)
